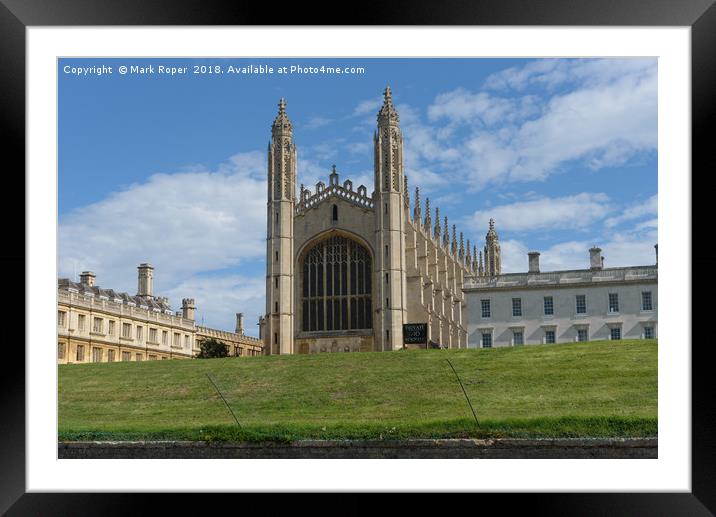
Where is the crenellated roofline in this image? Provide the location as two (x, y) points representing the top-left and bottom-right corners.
(295, 167), (374, 215)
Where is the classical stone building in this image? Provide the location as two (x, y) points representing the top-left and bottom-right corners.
(463, 246), (658, 348)
(57, 264), (262, 364)
(260, 88), (499, 354)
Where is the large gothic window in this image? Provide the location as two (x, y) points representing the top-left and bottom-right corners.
(301, 235), (372, 332)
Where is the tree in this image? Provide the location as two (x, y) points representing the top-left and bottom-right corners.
(197, 338), (229, 359)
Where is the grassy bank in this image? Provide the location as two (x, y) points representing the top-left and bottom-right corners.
(59, 339), (657, 442)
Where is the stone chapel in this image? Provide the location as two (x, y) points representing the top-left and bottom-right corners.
(260, 87), (501, 354)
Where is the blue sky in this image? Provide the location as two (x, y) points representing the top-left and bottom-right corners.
(58, 58), (657, 336)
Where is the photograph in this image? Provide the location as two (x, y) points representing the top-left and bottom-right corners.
(56, 56), (659, 459)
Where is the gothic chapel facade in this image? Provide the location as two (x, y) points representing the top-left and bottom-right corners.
(261, 88), (501, 354)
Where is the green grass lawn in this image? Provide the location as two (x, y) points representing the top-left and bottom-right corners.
(58, 339), (657, 442)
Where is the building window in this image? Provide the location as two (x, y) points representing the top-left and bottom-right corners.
(275, 276), (279, 288)
(122, 351), (131, 362)
(576, 295), (586, 314)
(184, 335), (190, 348)
(136, 326), (143, 342)
(275, 251), (279, 262)
(108, 320), (115, 336)
(136, 354), (143, 361)
(512, 298), (522, 317)
(301, 235), (372, 332)
(543, 296), (554, 316)
(577, 328), (588, 342)
(644, 326), (654, 339)
(149, 328), (158, 343)
(76, 345), (85, 362)
(173, 333), (180, 347)
(108, 350), (116, 362)
(92, 317), (103, 333)
(608, 293), (619, 313)
(332, 204), (338, 221)
(58, 311), (66, 327)
(642, 291), (653, 311)
(482, 332), (492, 348)
(121, 323), (131, 338)
(58, 342), (65, 359)
(513, 331), (523, 345)
(610, 327), (622, 340)
(77, 314), (86, 331)
(148, 354), (157, 360)
(545, 330), (556, 344)
(481, 299), (491, 318)
(275, 301), (279, 313)
(92, 347), (102, 363)
(162, 330), (168, 345)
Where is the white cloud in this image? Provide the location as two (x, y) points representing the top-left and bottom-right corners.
(303, 116), (333, 130)
(483, 58), (656, 93)
(633, 218), (658, 232)
(352, 97), (382, 117)
(345, 141), (370, 155)
(605, 195), (658, 228)
(501, 235), (657, 274)
(425, 59), (657, 191)
(164, 274), (265, 336)
(498, 239), (529, 273)
(467, 193), (612, 232)
(59, 151), (268, 325)
(428, 88), (540, 127)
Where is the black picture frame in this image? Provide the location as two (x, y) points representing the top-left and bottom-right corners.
(2, 0), (712, 513)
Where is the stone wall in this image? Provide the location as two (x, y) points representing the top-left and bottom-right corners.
(294, 334), (373, 354)
(59, 438), (657, 459)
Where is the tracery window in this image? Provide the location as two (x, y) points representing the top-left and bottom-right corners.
(301, 235), (372, 332)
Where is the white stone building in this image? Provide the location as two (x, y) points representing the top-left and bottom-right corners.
(463, 246), (658, 348)
(57, 264), (263, 364)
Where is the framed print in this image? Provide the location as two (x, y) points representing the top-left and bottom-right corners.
(3, 0), (714, 513)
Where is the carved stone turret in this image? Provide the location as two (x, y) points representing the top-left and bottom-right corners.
(374, 85), (407, 351)
(434, 207), (441, 240)
(413, 186), (421, 222)
(443, 217), (449, 247)
(265, 98), (296, 355)
(483, 218), (501, 277)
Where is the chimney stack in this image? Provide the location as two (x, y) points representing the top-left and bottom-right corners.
(528, 252), (540, 273)
(589, 247), (603, 270)
(236, 313), (245, 334)
(182, 298), (196, 321)
(137, 263), (154, 297)
(79, 271), (96, 287)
